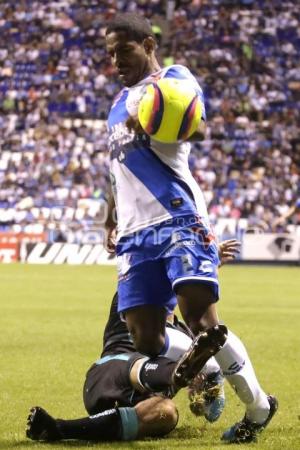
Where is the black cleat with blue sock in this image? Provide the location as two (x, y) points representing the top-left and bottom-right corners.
(221, 395), (278, 444)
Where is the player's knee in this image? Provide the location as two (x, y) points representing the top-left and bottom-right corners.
(136, 397), (178, 437)
(157, 399), (178, 434)
(188, 317), (215, 334)
(136, 335), (165, 357)
(131, 329), (165, 356)
(181, 312), (216, 335)
(176, 286), (219, 334)
(186, 319), (203, 335)
(125, 306), (167, 356)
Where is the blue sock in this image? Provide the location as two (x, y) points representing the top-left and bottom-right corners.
(118, 407), (139, 441)
(57, 408), (123, 440)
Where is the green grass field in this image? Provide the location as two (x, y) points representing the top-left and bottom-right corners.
(0, 264), (299, 450)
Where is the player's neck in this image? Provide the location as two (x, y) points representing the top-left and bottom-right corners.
(142, 58), (161, 80)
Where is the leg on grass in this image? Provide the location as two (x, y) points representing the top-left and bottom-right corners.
(26, 397), (178, 442)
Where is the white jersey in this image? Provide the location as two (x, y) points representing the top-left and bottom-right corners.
(107, 65), (209, 240)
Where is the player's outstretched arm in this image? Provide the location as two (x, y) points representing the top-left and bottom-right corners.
(218, 239), (241, 266)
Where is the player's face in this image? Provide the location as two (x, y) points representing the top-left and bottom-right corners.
(106, 31), (151, 87)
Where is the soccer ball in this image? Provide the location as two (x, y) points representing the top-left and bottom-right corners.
(138, 78), (202, 143)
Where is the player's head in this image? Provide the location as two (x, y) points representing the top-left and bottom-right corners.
(105, 12), (158, 87)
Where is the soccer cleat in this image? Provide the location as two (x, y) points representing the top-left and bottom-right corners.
(221, 395), (278, 444)
(26, 406), (61, 441)
(188, 370), (225, 422)
(172, 325), (227, 390)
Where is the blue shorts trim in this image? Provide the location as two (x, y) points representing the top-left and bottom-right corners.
(172, 275), (219, 289)
(95, 354), (131, 365)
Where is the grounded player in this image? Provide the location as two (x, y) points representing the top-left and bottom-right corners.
(26, 240), (239, 443)
(26, 296), (225, 442)
(104, 12), (277, 443)
(26, 294), (183, 442)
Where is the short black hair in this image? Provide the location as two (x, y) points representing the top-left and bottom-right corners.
(106, 12), (156, 43)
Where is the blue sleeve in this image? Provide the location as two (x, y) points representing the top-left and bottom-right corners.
(163, 65), (206, 121)
(295, 199), (300, 209)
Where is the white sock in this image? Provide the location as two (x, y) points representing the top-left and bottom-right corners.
(214, 329), (270, 423)
(201, 357), (221, 376)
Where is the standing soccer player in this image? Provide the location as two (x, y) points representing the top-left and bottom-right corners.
(104, 12), (277, 443)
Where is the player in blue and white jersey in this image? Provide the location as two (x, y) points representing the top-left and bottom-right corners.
(104, 12), (277, 443)
(105, 15), (222, 356)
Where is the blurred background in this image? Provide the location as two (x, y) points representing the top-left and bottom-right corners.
(0, 0), (299, 264)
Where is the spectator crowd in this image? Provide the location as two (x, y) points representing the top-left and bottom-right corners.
(0, 0), (299, 239)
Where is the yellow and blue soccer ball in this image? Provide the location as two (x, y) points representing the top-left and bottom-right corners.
(138, 78), (202, 143)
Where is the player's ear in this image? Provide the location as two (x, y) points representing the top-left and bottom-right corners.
(143, 36), (156, 55)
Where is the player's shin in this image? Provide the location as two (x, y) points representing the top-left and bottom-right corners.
(55, 407), (139, 441)
(130, 356), (176, 396)
(214, 329), (270, 423)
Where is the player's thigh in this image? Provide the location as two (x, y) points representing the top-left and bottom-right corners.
(135, 396), (178, 438)
(125, 304), (167, 354)
(119, 260), (175, 355)
(177, 285), (219, 332)
(83, 356), (144, 415)
(118, 259), (175, 313)
(164, 243), (220, 332)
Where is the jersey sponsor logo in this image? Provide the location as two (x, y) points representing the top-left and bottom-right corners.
(109, 122), (149, 156)
(163, 239), (196, 257)
(108, 122), (135, 152)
